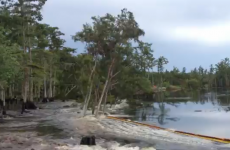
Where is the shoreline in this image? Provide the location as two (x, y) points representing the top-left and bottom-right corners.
(0, 100), (230, 150)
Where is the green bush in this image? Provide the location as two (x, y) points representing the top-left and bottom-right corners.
(163, 81), (170, 88)
(187, 79), (200, 90)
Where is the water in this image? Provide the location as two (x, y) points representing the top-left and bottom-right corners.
(129, 90), (230, 139)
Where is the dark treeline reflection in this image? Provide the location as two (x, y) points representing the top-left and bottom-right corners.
(126, 88), (230, 125)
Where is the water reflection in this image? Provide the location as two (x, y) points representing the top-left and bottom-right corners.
(129, 89), (230, 138)
(135, 102), (179, 125)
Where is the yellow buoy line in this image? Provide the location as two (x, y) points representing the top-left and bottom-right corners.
(107, 116), (230, 144)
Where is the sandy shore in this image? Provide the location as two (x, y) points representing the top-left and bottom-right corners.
(0, 100), (230, 150)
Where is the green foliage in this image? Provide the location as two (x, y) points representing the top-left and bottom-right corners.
(187, 79), (200, 90)
(163, 81), (170, 88)
(0, 44), (20, 87)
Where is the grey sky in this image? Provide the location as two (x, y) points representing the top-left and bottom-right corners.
(41, 0), (230, 71)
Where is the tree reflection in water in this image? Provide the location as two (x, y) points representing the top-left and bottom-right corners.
(137, 101), (179, 125)
(134, 88), (230, 125)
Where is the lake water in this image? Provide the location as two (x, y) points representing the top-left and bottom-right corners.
(129, 90), (230, 139)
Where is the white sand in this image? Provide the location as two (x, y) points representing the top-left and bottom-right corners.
(1, 100), (230, 150)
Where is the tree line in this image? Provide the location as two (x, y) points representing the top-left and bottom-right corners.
(0, 0), (229, 116)
(154, 58), (230, 91)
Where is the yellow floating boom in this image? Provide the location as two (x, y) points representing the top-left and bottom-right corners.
(107, 116), (230, 144)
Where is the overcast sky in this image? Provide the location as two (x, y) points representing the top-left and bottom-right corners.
(41, 0), (230, 71)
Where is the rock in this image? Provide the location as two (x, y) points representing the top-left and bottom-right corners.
(63, 105), (70, 108)
(42, 98), (48, 103)
(49, 97), (55, 102)
(70, 103), (78, 107)
(25, 101), (37, 110)
(80, 136), (96, 145)
(2, 110), (6, 116)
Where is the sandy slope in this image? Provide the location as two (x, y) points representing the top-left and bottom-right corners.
(1, 100), (230, 150)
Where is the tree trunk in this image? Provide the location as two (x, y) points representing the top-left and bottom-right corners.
(12, 83), (15, 97)
(53, 83), (55, 98)
(29, 73), (33, 102)
(95, 78), (109, 117)
(92, 88), (98, 115)
(44, 76), (47, 98)
(29, 42), (34, 102)
(83, 82), (93, 116)
(38, 84), (41, 101)
(82, 92), (89, 116)
(9, 85), (13, 98)
(82, 59), (97, 116)
(95, 59), (115, 117)
(0, 86), (6, 115)
(3, 91), (6, 115)
(102, 91), (108, 113)
(34, 84), (37, 101)
(21, 67), (29, 114)
(36, 84), (40, 102)
(64, 85), (76, 98)
(103, 82), (110, 113)
(21, 19), (28, 114)
(21, 79), (27, 114)
(53, 71), (56, 98)
(49, 67), (53, 98)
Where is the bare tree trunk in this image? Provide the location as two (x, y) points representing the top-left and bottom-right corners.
(44, 76), (47, 98)
(3, 90), (6, 115)
(12, 83), (15, 97)
(21, 17), (28, 114)
(95, 78), (109, 117)
(38, 84), (41, 101)
(34, 84), (36, 101)
(53, 71), (56, 98)
(29, 72), (33, 102)
(28, 42), (34, 102)
(102, 91), (109, 113)
(64, 85), (76, 97)
(92, 88), (98, 115)
(49, 67), (53, 98)
(9, 85), (13, 98)
(22, 75), (28, 114)
(36, 84), (40, 102)
(82, 92), (89, 116)
(103, 82), (110, 113)
(83, 82), (93, 116)
(82, 59), (97, 116)
(95, 59), (115, 117)
(0, 84), (6, 115)
(53, 83), (56, 98)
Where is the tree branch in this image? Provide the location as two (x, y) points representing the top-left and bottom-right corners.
(111, 81), (119, 87)
(111, 71), (121, 79)
(65, 85), (76, 96)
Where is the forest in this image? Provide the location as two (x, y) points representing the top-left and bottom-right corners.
(0, 0), (230, 116)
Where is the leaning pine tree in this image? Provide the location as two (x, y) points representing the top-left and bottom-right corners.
(73, 9), (154, 117)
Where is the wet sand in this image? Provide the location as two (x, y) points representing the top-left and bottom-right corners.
(0, 101), (230, 150)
